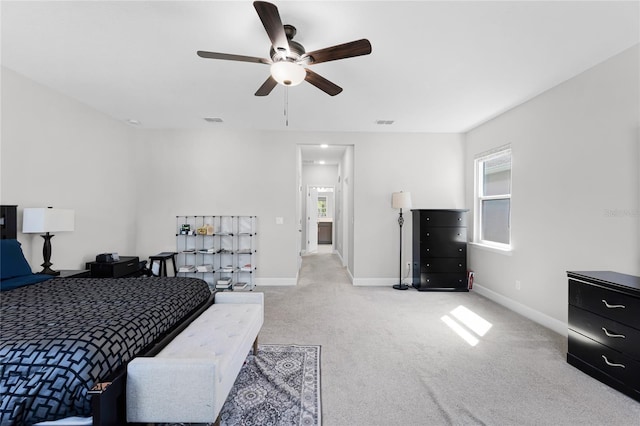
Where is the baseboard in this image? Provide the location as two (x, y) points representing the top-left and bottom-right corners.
(346, 268), (354, 284)
(334, 252), (354, 284)
(473, 283), (567, 336)
(254, 277), (297, 286)
(353, 277), (396, 287)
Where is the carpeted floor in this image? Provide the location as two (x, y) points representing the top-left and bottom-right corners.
(257, 251), (640, 425)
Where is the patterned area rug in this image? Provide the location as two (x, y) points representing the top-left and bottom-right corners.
(219, 344), (321, 426)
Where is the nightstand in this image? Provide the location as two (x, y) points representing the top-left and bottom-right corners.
(86, 256), (141, 278)
(56, 269), (91, 278)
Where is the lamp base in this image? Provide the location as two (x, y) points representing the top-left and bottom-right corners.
(39, 232), (60, 276)
(39, 267), (60, 276)
(393, 283), (409, 290)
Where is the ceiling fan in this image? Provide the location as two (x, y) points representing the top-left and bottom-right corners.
(197, 1), (372, 96)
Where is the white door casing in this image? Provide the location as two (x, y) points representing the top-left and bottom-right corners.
(306, 186), (319, 253)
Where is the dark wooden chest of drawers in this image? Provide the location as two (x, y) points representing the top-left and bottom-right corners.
(567, 270), (640, 402)
(411, 209), (468, 291)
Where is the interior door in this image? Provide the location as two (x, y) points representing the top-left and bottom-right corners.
(306, 187), (318, 253)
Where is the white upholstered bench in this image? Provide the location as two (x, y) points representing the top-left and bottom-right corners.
(125, 291), (264, 424)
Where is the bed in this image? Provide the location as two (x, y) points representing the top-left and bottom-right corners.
(0, 275), (213, 425)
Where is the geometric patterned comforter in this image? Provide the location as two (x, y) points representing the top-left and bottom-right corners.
(0, 277), (211, 426)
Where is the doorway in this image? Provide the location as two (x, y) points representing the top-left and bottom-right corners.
(297, 144), (354, 277)
(306, 185), (335, 253)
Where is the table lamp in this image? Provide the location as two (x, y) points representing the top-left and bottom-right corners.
(22, 207), (75, 275)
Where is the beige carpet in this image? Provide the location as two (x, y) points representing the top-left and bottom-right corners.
(257, 251), (640, 425)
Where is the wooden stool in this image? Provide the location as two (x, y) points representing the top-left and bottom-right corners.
(149, 252), (177, 277)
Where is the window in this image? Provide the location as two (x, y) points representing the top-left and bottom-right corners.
(317, 197), (327, 218)
(475, 146), (511, 249)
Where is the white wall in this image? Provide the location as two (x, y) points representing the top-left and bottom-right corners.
(1, 67), (138, 270)
(133, 130), (465, 284)
(133, 128), (299, 285)
(464, 44), (640, 333)
(353, 133), (466, 285)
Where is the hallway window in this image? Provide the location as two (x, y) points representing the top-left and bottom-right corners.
(318, 197), (327, 217)
(475, 146), (511, 249)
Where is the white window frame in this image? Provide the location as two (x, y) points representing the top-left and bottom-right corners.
(474, 146), (512, 251)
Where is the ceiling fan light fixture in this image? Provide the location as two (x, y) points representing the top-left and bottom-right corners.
(270, 61), (305, 86)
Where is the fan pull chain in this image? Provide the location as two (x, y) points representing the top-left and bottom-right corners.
(284, 86), (289, 127)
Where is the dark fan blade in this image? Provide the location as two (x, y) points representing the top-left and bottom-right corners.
(255, 76), (278, 96)
(305, 69), (343, 96)
(197, 51), (271, 64)
(304, 39), (372, 65)
(253, 1), (289, 54)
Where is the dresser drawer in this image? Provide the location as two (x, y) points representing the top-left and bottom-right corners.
(422, 243), (466, 258)
(568, 330), (640, 389)
(569, 305), (640, 360)
(569, 279), (640, 329)
(421, 227), (466, 258)
(420, 258), (466, 273)
(419, 210), (467, 227)
(417, 273), (467, 289)
(421, 226), (466, 244)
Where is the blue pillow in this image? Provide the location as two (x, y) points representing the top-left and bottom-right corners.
(1, 273), (52, 291)
(1, 239), (34, 280)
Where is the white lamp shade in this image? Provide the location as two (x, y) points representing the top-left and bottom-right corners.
(270, 61), (306, 86)
(22, 208), (75, 233)
(392, 192), (412, 209)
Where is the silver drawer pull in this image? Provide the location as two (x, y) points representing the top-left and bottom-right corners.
(601, 299), (625, 309)
(601, 355), (625, 369)
(601, 327), (625, 339)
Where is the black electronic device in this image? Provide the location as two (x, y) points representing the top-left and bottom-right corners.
(96, 253), (120, 263)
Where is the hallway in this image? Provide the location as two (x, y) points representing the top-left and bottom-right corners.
(298, 244), (348, 288)
(312, 243), (333, 255)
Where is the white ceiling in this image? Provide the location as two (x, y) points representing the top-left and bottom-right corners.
(1, 1), (638, 134)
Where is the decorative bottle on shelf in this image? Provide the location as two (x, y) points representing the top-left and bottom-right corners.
(206, 223), (214, 235)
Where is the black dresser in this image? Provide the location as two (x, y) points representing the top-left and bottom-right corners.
(567, 271), (640, 402)
(411, 209), (468, 291)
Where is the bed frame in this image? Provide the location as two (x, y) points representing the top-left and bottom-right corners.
(90, 291), (216, 425)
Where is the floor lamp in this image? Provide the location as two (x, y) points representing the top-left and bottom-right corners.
(392, 191), (412, 290)
(22, 207), (75, 275)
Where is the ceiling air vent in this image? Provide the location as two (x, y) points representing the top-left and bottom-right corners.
(204, 117), (224, 123)
(375, 120), (394, 125)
